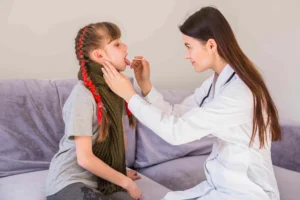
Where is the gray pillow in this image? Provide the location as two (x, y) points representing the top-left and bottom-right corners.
(134, 89), (213, 169)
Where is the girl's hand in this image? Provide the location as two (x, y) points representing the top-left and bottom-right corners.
(102, 61), (136, 103)
(127, 169), (141, 180)
(124, 178), (142, 200)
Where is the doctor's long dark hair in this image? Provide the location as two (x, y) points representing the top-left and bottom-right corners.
(179, 6), (281, 148)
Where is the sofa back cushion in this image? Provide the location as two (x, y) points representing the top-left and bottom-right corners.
(134, 89), (213, 169)
(271, 124), (300, 172)
(0, 78), (136, 177)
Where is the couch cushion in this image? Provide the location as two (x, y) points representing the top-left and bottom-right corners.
(271, 124), (300, 172)
(273, 165), (300, 200)
(0, 79), (77, 177)
(134, 89), (213, 169)
(123, 116), (136, 167)
(0, 169), (170, 200)
(139, 155), (208, 191)
(0, 78), (136, 178)
(139, 155), (300, 200)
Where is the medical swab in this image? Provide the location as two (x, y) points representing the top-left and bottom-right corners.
(131, 58), (158, 63)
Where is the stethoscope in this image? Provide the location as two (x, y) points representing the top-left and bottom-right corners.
(199, 72), (236, 107)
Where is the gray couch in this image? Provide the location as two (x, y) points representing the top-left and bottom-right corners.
(0, 79), (299, 200)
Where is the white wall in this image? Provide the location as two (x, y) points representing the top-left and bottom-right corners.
(0, 0), (299, 124)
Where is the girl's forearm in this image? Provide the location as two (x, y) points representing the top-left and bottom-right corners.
(78, 154), (131, 189)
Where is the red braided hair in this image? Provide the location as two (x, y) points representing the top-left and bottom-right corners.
(77, 27), (104, 125)
(76, 25), (133, 131)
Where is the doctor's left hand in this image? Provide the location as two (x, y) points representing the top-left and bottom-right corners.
(102, 61), (137, 103)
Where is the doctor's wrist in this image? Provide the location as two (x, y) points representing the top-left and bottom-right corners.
(141, 83), (152, 97)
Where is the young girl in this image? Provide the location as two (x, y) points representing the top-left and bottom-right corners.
(102, 7), (281, 200)
(45, 22), (142, 200)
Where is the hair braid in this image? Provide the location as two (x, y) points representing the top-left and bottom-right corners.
(75, 26), (113, 141)
(75, 23), (135, 141)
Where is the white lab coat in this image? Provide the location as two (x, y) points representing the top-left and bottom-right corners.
(128, 65), (280, 200)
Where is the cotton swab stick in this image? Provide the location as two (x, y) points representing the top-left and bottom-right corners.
(131, 58), (158, 63)
(132, 58), (147, 61)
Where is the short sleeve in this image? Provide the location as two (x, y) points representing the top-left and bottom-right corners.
(63, 85), (95, 140)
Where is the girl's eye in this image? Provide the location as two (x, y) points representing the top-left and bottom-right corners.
(116, 43), (120, 47)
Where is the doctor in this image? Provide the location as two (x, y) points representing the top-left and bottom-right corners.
(102, 6), (281, 200)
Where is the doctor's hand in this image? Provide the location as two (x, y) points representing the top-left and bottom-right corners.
(102, 61), (137, 103)
(131, 56), (152, 96)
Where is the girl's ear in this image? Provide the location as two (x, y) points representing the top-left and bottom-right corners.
(90, 49), (106, 64)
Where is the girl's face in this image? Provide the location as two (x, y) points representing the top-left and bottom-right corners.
(182, 34), (214, 72)
(91, 38), (129, 72)
(103, 39), (130, 72)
